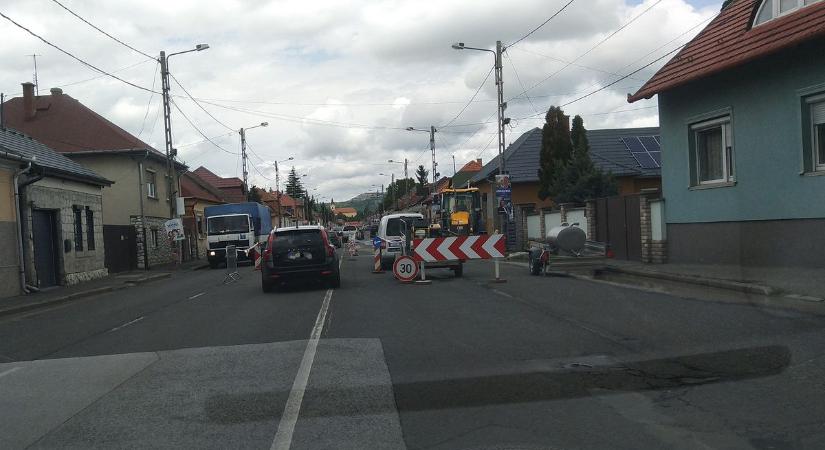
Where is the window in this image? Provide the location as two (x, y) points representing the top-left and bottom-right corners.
(85, 207), (95, 251)
(150, 228), (159, 248)
(73, 206), (83, 251)
(196, 214), (204, 238)
(146, 170), (157, 199)
(691, 116), (735, 186)
(810, 96), (825, 171)
(754, 0), (823, 26)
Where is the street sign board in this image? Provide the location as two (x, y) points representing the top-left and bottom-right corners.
(412, 234), (506, 262)
(373, 236), (383, 249)
(393, 255), (419, 282)
(164, 218), (185, 241)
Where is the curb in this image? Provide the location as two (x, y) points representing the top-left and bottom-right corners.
(600, 265), (776, 296)
(0, 272), (173, 318)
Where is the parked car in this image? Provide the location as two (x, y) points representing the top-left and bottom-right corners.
(261, 226), (341, 292)
(329, 231), (342, 248)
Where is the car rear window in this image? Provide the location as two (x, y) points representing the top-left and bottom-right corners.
(385, 217), (418, 236)
(272, 230), (323, 250)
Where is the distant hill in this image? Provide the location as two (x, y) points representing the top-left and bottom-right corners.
(336, 192), (382, 214)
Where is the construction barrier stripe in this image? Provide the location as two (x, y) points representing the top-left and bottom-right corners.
(412, 234), (505, 262)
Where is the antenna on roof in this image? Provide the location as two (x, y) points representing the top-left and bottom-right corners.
(26, 54), (41, 95)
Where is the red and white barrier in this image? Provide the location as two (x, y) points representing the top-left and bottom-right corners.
(412, 234), (505, 262)
(372, 247), (384, 273)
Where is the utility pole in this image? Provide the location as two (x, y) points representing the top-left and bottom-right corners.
(495, 40), (506, 176)
(452, 155), (457, 176)
(159, 51), (176, 218)
(430, 126), (437, 185)
(391, 173), (396, 211)
(240, 127), (248, 192)
(275, 161), (281, 227)
(403, 158), (409, 200)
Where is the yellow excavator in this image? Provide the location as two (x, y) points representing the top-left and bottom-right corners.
(434, 188), (484, 236)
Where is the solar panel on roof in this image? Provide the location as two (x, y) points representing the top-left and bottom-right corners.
(649, 151), (661, 166)
(638, 136), (660, 153)
(621, 136), (661, 169)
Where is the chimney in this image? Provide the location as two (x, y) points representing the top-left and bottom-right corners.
(476, 158), (482, 164)
(22, 82), (35, 120)
(50, 87), (63, 96)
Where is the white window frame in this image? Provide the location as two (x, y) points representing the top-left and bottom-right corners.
(692, 116), (734, 186)
(755, 0), (823, 26)
(809, 94), (825, 172)
(146, 169), (157, 199)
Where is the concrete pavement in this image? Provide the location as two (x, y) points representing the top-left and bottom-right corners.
(1, 241), (824, 448)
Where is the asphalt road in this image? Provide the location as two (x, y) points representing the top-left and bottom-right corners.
(1, 241), (824, 449)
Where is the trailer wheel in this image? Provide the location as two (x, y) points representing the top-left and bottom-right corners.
(529, 255), (542, 276)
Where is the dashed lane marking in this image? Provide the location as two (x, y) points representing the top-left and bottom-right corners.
(107, 316), (144, 333)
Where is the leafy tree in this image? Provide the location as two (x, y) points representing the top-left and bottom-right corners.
(415, 165), (429, 194)
(538, 106), (573, 200)
(285, 167), (305, 198)
(382, 178), (415, 210)
(541, 111), (617, 204)
(247, 185), (262, 203)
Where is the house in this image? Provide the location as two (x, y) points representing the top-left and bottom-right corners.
(628, 0), (825, 267)
(257, 188), (299, 227)
(192, 166), (246, 203)
(180, 171), (225, 259)
(450, 159), (483, 189)
(2, 83), (186, 271)
(588, 127), (662, 195)
(335, 207), (358, 218)
(0, 127), (111, 295)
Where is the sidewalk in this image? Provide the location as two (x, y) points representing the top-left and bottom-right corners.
(0, 259), (208, 318)
(601, 260), (825, 301)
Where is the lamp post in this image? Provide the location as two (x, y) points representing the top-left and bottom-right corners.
(239, 122), (268, 192)
(451, 41), (507, 177)
(406, 127), (437, 185)
(379, 172), (395, 211)
(159, 43), (209, 218)
(388, 158), (409, 200)
(273, 157), (294, 227)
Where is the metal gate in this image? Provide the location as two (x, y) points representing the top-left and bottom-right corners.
(103, 225), (137, 273)
(32, 209), (60, 287)
(595, 194), (641, 261)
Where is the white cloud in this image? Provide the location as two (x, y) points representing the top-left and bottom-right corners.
(0, 0), (718, 201)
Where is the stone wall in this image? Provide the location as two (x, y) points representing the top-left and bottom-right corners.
(24, 183), (108, 287)
(132, 215), (175, 269)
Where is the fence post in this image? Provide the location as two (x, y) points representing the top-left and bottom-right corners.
(585, 200), (597, 241)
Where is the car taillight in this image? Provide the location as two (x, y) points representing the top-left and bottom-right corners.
(264, 233), (275, 258)
(322, 230), (334, 257)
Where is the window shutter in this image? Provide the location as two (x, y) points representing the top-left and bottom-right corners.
(812, 101), (825, 125)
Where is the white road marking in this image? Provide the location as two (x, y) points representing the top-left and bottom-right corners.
(270, 288), (335, 450)
(492, 289), (514, 299)
(0, 366), (21, 378)
(108, 316), (144, 333)
(188, 292), (206, 300)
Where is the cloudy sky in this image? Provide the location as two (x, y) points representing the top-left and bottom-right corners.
(1, 0), (721, 201)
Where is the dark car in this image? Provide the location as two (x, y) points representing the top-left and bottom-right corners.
(329, 231), (342, 248)
(261, 226), (341, 292)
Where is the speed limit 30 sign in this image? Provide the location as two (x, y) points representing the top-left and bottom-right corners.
(393, 255), (419, 283)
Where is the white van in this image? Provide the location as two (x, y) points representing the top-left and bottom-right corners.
(377, 213), (423, 269)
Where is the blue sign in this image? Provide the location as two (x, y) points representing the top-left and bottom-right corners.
(373, 236), (382, 249)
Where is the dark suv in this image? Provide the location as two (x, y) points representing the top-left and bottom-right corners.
(261, 226), (340, 292)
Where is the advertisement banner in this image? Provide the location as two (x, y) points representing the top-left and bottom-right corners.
(495, 174), (513, 221)
(164, 218), (185, 241)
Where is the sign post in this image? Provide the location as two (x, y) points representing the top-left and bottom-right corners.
(393, 255), (419, 283)
(372, 236), (384, 273)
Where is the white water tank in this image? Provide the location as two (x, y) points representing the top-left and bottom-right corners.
(547, 223), (586, 253)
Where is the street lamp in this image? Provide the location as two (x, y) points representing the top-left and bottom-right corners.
(239, 122), (269, 192)
(379, 172), (397, 211)
(159, 43), (210, 218)
(388, 158), (410, 199)
(451, 40), (507, 177)
(273, 156), (294, 227)
(406, 127), (438, 185)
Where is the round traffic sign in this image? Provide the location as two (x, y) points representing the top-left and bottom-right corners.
(393, 255), (419, 282)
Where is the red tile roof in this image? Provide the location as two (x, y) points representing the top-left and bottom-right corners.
(458, 159), (483, 173)
(180, 172), (224, 203)
(259, 189), (298, 207)
(2, 92), (162, 156)
(629, 0), (825, 102)
(193, 166), (243, 188)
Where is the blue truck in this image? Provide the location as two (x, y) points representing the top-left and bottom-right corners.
(204, 202), (272, 268)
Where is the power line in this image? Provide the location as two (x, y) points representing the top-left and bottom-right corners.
(439, 67), (494, 128)
(507, 0), (576, 48)
(0, 11), (158, 94)
(49, 0), (154, 59)
(507, 46), (643, 82)
(170, 73), (235, 132)
(503, 51), (539, 114)
(177, 131), (236, 148)
(137, 62), (160, 137)
(170, 98), (239, 155)
(507, 0), (663, 102)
